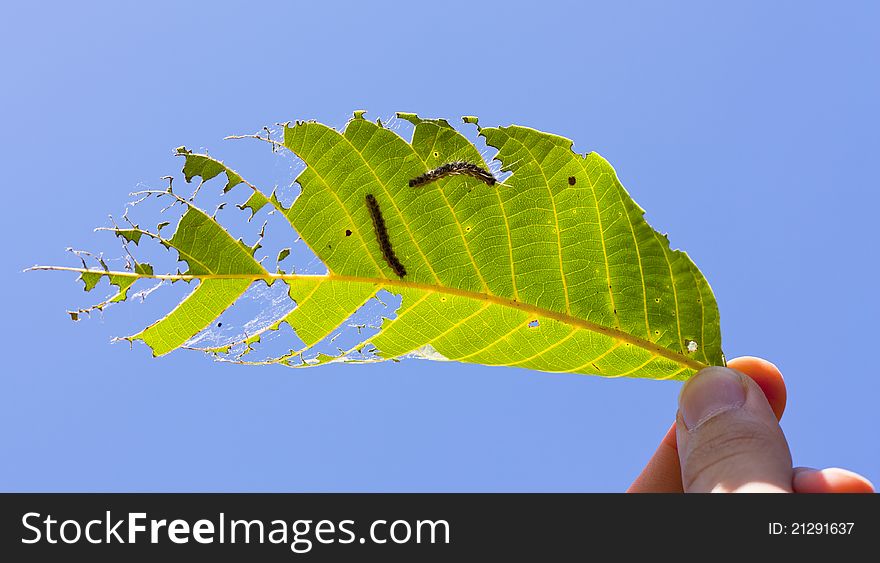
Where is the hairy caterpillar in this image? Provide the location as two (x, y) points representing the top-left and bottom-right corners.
(365, 194), (407, 278)
(408, 161), (497, 188)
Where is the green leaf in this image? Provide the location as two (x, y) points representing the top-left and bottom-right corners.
(33, 112), (724, 380)
(127, 202), (269, 356)
(177, 146), (243, 193)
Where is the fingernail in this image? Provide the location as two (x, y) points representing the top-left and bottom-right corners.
(679, 367), (746, 430)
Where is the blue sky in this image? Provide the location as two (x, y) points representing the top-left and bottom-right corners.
(1, 1), (877, 491)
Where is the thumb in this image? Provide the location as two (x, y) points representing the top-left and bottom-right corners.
(676, 366), (793, 492)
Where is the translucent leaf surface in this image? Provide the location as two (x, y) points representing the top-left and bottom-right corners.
(33, 112), (724, 381)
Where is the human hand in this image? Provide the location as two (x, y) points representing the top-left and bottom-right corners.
(628, 356), (875, 493)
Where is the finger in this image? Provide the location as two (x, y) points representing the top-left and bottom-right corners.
(726, 356), (786, 420)
(676, 366), (793, 492)
(626, 424), (683, 493)
(792, 467), (876, 493)
(628, 357), (786, 492)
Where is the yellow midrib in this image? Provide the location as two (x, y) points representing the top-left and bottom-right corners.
(33, 266), (708, 371)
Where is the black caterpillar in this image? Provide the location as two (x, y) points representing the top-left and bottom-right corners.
(408, 161), (497, 188)
(365, 194), (407, 278)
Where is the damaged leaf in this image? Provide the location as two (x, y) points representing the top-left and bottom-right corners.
(32, 112), (724, 380)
